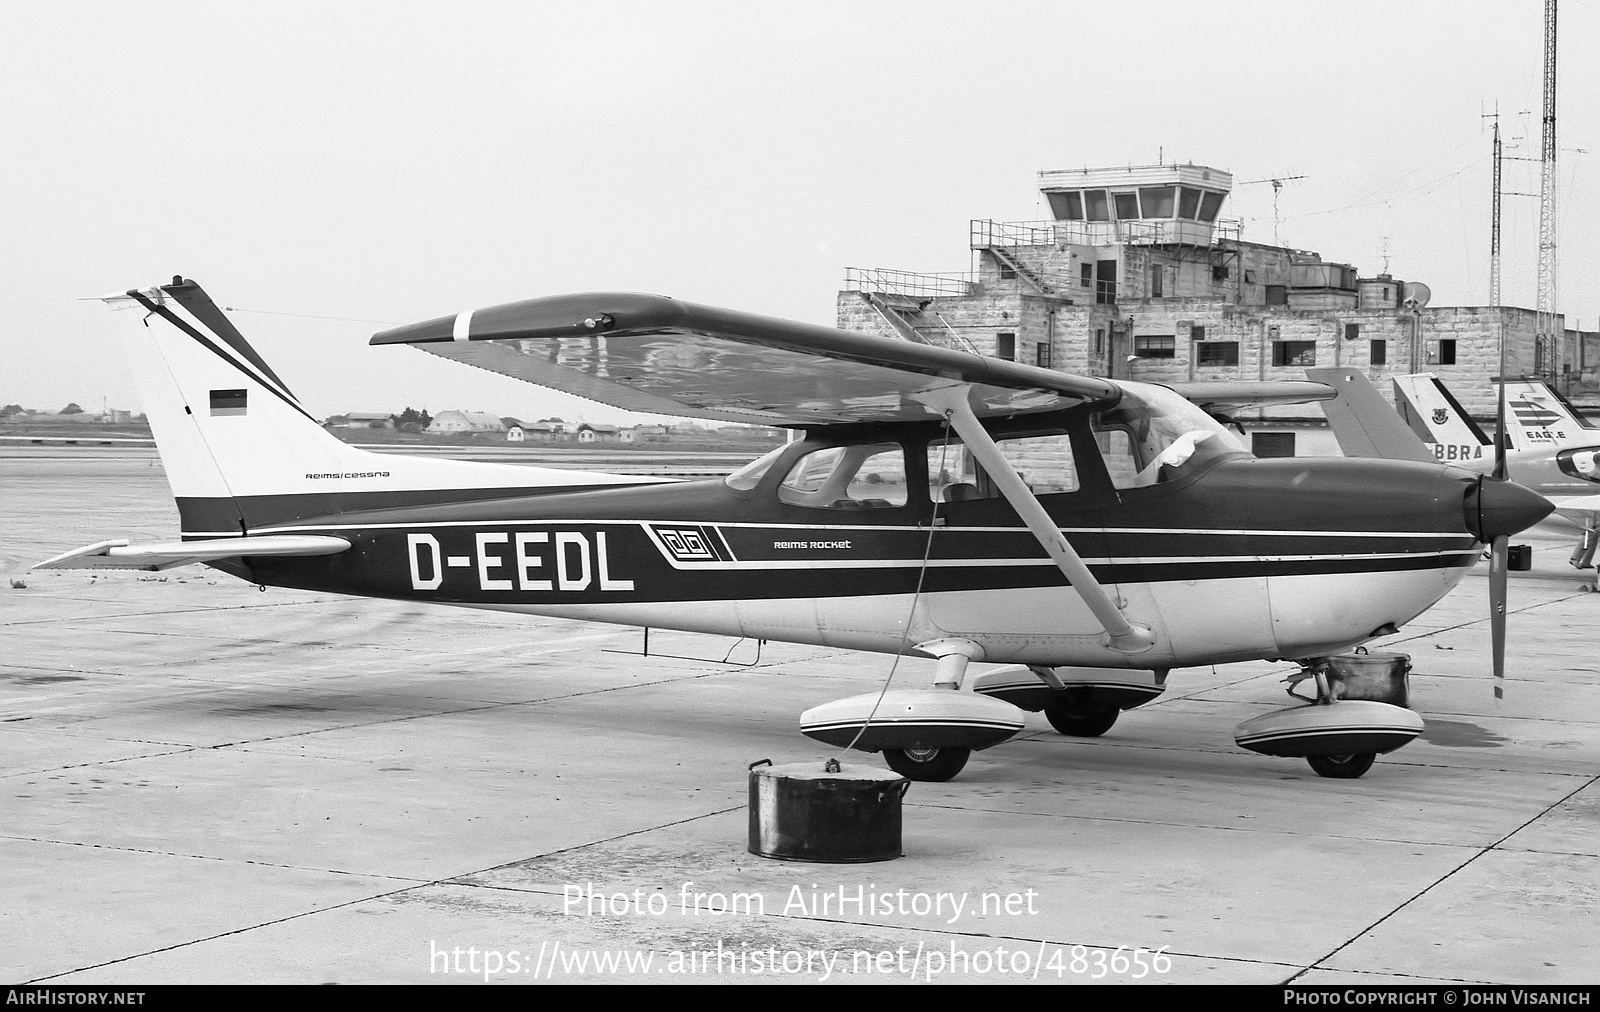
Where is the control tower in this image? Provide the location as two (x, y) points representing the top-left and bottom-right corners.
(1037, 163), (1234, 247)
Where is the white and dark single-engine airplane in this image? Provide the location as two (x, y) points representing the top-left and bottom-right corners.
(37, 278), (1554, 781)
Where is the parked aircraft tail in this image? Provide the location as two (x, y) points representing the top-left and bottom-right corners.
(98, 277), (655, 539)
(1389, 374), (1491, 465)
(1499, 378), (1597, 453)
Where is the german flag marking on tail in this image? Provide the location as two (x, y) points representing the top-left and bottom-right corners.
(209, 388), (248, 416)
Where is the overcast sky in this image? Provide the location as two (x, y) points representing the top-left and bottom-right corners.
(3, 1), (1596, 422)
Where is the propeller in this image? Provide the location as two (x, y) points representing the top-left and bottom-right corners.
(1491, 358), (1509, 699)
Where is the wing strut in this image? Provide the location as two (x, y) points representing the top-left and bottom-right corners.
(917, 386), (1156, 654)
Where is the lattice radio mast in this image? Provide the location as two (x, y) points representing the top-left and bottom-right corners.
(1536, 0), (1558, 376)
(1488, 113), (1503, 307)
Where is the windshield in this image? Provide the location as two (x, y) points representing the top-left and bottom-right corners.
(1094, 382), (1248, 488)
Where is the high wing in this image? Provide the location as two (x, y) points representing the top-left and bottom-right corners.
(35, 535), (351, 572)
(370, 292), (1123, 425)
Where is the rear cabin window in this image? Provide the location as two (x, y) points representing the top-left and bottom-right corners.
(778, 443), (907, 509)
(724, 444), (788, 491)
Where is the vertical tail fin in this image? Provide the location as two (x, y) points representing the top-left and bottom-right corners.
(1390, 373), (1490, 465)
(1501, 378), (1595, 452)
(104, 277), (657, 537)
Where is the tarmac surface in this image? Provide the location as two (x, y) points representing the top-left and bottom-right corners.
(2, 453), (1597, 985)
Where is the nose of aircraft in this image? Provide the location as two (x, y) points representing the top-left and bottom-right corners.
(1464, 475), (1555, 543)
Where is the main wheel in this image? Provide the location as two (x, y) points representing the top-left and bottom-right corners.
(1043, 697), (1119, 737)
(1306, 752), (1376, 779)
(882, 746), (970, 782)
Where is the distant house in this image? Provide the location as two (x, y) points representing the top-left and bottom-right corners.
(334, 412), (393, 430)
(429, 410), (506, 434)
(506, 425), (525, 442)
(576, 423), (623, 443)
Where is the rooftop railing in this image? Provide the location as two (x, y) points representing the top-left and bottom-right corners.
(843, 267), (977, 300)
(971, 218), (1244, 249)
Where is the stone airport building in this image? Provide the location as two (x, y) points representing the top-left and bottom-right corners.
(836, 162), (1598, 456)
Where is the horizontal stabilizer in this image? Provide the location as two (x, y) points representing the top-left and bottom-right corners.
(33, 535), (351, 572)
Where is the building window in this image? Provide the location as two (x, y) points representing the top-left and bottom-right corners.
(1134, 335), (1175, 359)
(1191, 324), (1207, 341)
(1265, 285), (1287, 305)
(1095, 260), (1117, 305)
(1035, 343), (1052, 368)
(1197, 341), (1239, 367)
(1113, 192), (1140, 219)
(996, 332), (1015, 361)
(1345, 323), (1360, 341)
(1440, 339), (1456, 365)
(1150, 268), (1163, 298)
(1371, 340), (1387, 366)
(1252, 432), (1296, 457)
(1094, 328), (1105, 354)
(1080, 263), (1093, 288)
(1272, 341), (1317, 367)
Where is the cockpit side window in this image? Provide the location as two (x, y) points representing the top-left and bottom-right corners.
(778, 442), (907, 508)
(926, 429), (1080, 502)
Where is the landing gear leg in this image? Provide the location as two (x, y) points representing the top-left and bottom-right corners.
(1570, 520), (1599, 570)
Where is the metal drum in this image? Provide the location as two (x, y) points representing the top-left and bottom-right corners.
(1325, 650), (1410, 707)
(747, 759), (908, 863)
